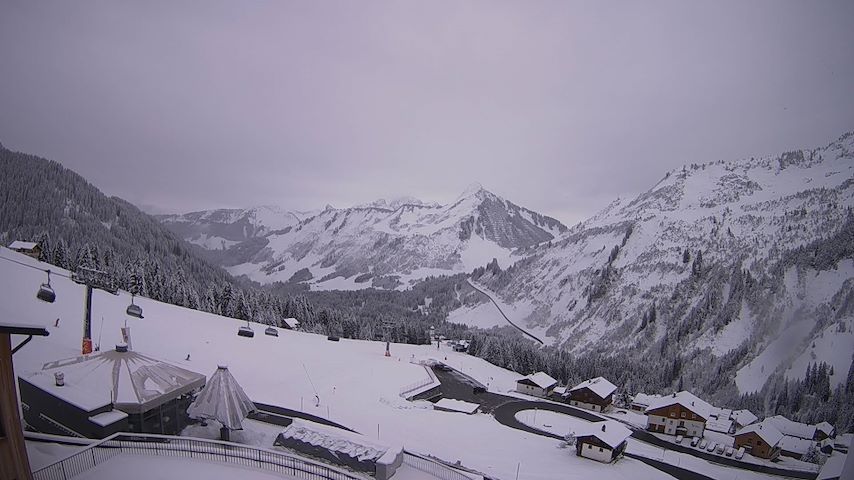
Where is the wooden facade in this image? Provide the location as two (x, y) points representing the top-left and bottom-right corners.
(567, 387), (613, 411)
(1, 325), (49, 480)
(646, 403), (706, 438)
(733, 431), (780, 460)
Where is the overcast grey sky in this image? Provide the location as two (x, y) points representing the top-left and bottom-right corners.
(1, 1), (852, 224)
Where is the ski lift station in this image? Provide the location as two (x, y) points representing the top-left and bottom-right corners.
(18, 344), (206, 438)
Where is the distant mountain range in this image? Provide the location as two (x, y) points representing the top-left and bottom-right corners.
(158, 183), (567, 290)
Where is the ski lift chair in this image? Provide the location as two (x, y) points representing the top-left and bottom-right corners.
(126, 294), (144, 318)
(264, 326), (278, 337)
(36, 270), (56, 303)
(238, 325), (255, 338)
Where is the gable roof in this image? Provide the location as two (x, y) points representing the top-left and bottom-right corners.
(736, 422), (783, 447)
(766, 415), (817, 440)
(816, 421), (835, 436)
(631, 393), (662, 407)
(732, 409), (758, 427)
(570, 376), (617, 399)
(645, 391), (713, 420)
(779, 435), (813, 455)
(573, 420), (632, 449)
(518, 372), (557, 390)
(9, 241), (38, 250)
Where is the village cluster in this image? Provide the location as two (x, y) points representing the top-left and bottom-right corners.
(513, 370), (843, 466)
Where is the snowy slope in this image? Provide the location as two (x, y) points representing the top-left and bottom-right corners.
(3, 248), (680, 480)
(161, 184), (566, 290)
(468, 132), (854, 396)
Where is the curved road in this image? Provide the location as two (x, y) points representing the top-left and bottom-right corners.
(466, 279), (544, 344)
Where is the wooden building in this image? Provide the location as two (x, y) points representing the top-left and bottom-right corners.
(1, 322), (49, 480)
(573, 420), (631, 463)
(734, 422), (783, 460)
(645, 391), (712, 438)
(516, 372), (558, 398)
(8, 241), (42, 260)
(566, 377), (617, 412)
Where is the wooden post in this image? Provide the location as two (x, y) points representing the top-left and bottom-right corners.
(0, 332), (34, 480)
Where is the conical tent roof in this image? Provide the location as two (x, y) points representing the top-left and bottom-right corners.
(29, 347), (206, 414)
(188, 365), (256, 430)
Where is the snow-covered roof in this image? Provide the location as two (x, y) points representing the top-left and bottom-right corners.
(570, 376), (617, 399)
(518, 372), (557, 390)
(188, 365), (256, 430)
(434, 398), (479, 414)
(732, 409), (758, 427)
(645, 391), (713, 420)
(553, 386), (567, 396)
(631, 393), (662, 407)
(283, 318), (299, 328)
(275, 419), (401, 463)
(766, 415), (817, 440)
(573, 420), (632, 449)
(9, 240), (38, 250)
(779, 435), (813, 455)
(25, 347), (206, 414)
(816, 421), (835, 436)
(706, 416), (734, 434)
(736, 422), (783, 447)
(88, 410), (129, 427)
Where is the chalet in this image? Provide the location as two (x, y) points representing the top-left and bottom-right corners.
(19, 344), (206, 438)
(734, 422), (783, 460)
(566, 377), (617, 412)
(706, 407), (735, 434)
(732, 409), (759, 429)
(8, 240), (42, 259)
(282, 318), (300, 330)
(766, 415), (818, 440)
(573, 420), (631, 463)
(645, 391), (712, 438)
(779, 435), (814, 459)
(630, 393), (662, 412)
(816, 422), (836, 441)
(516, 372), (558, 397)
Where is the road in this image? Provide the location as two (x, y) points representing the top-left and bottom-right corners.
(466, 279), (544, 344)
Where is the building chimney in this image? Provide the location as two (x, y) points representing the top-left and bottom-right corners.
(54, 372), (64, 387)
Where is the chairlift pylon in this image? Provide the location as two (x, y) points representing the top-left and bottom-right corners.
(36, 270), (56, 303)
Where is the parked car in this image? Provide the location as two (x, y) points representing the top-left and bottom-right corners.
(735, 447), (745, 460)
(707, 442), (717, 452)
(690, 437), (700, 447)
(699, 439), (708, 449)
(675, 435), (684, 444)
(715, 444), (725, 454)
(725, 446), (734, 457)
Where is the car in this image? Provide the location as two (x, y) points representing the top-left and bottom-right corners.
(699, 439), (708, 449)
(715, 444), (725, 454)
(707, 442), (717, 452)
(690, 437), (700, 447)
(675, 435), (684, 444)
(725, 446), (734, 456)
(735, 447), (745, 459)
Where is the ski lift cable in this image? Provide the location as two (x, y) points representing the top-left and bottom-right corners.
(0, 254), (73, 279)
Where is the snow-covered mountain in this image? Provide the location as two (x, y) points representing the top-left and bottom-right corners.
(470, 132), (854, 400)
(160, 184), (566, 289)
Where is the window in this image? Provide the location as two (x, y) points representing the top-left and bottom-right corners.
(681, 412), (686, 418)
(670, 412), (676, 417)
(599, 448), (604, 452)
(588, 444), (592, 449)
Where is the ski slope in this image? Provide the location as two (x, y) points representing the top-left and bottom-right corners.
(2, 247), (668, 480)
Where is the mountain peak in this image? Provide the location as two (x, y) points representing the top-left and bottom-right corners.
(458, 182), (486, 199)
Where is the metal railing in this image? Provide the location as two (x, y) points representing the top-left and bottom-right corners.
(403, 451), (474, 480)
(399, 365), (439, 397)
(33, 432), (370, 480)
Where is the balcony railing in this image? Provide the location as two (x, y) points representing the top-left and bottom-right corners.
(33, 432), (370, 480)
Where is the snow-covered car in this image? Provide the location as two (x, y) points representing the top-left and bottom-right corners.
(735, 447), (745, 460)
(706, 442), (717, 452)
(675, 435), (683, 444)
(715, 444), (725, 454)
(699, 439), (708, 449)
(724, 446), (734, 456)
(690, 437), (700, 447)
